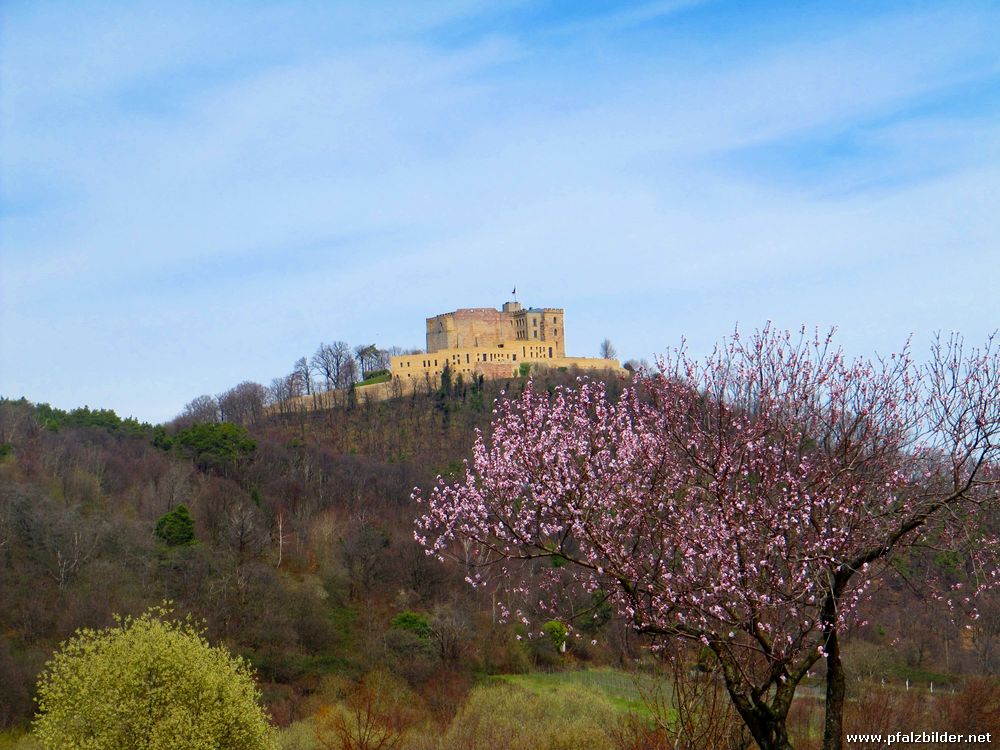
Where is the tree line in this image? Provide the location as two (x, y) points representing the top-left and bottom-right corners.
(177, 341), (422, 427)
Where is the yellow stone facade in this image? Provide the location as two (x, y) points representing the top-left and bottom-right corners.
(390, 300), (621, 388)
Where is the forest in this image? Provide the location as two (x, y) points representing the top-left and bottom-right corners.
(1, 351), (999, 749)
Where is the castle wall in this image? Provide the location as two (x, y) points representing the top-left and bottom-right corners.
(276, 300), (619, 413)
(426, 308), (513, 352)
(392, 343), (529, 385)
(387, 300), (615, 396)
(428, 305), (566, 356)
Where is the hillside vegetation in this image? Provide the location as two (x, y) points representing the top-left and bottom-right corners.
(1, 368), (998, 747)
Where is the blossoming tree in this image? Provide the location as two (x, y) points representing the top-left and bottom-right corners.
(415, 327), (1000, 750)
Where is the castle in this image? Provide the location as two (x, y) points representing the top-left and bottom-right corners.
(389, 299), (622, 387)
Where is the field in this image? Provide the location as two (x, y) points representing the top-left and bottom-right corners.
(495, 668), (664, 716)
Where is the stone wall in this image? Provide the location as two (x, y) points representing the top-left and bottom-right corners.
(425, 304), (565, 356)
(426, 308), (511, 352)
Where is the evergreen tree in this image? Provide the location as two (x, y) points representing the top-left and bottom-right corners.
(154, 504), (195, 546)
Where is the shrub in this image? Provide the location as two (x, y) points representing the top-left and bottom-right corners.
(935, 678), (1000, 734)
(441, 682), (618, 750)
(154, 504), (196, 546)
(313, 669), (425, 750)
(33, 605), (275, 750)
(390, 611), (432, 639)
(542, 620), (568, 652)
(383, 629), (439, 685)
(277, 719), (318, 750)
(170, 422), (256, 470)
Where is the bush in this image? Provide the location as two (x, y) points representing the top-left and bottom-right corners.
(441, 682), (618, 750)
(542, 620), (568, 652)
(154, 504), (196, 546)
(390, 611), (432, 639)
(276, 719), (318, 750)
(33, 605), (275, 750)
(479, 628), (531, 674)
(0, 731), (42, 750)
(169, 422), (256, 470)
(383, 628), (439, 685)
(313, 669), (426, 750)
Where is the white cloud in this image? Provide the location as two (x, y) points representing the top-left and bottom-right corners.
(2, 1), (998, 421)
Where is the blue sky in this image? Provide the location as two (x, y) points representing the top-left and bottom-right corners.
(2, 0), (999, 423)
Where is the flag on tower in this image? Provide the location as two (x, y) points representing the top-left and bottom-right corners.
(512, 286), (516, 296)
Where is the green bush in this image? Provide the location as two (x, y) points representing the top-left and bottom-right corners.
(542, 620), (568, 652)
(33, 605), (275, 750)
(154, 504), (196, 546)
(167, 422), (256, 470)
(391, 611), (432, 639)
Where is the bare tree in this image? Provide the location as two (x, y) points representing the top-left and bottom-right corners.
(0, 398), (31, 446)
(268, 376), (293, 411)
(179, 395), (220, 425)
(599, 338), (617, 360)
(314, 670), (415, 750)
(0, 500), (10, 554)
(225, 502), (267, 563)
(341, 356), (359, 387)
(293, 356), (313, 396)
(332, 341), (354, 387)
(218, 381), (267, 425)
(312, 341), (352, 392)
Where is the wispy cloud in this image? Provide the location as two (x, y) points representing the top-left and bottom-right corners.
(2, 1), (998, 421)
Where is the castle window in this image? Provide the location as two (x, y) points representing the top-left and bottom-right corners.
(549, 347), (553, 357)
(533, 331), (537, 339)
(466, 354), (470, 363)
(512, 354), (517, 361)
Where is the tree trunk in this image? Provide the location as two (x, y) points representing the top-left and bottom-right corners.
(732, 704), (794, 750)
(715, 644), (796, 750)
(823, 626), (846, 750)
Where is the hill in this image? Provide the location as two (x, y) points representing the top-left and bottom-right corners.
(0, 370), (630, 730)
(0, 367), (997, 739)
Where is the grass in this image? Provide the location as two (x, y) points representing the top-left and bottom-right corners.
(0, 728), (39, 750)
(495, 668), (666, 717)
(358, 373), (391, 386)
(887, 665), (958, 687)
